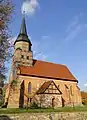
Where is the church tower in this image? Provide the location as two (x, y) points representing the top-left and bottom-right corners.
(13, 15), (33, 67)
(5, 15), (33, 108)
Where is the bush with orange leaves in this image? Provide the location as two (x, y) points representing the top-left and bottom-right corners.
(81, 91), (87, 105)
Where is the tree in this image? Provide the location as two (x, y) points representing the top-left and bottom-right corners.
(81, 91), (87, 105)
(0, 0), (13, 81)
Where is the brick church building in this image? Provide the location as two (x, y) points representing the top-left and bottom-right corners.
(5, 15), (82, 108)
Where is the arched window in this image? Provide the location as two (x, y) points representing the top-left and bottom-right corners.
(28, 82), (31, 93)
(70, 86), (73, 96)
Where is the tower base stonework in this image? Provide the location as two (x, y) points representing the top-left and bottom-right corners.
(7, 80), (22, 108)
(7, 88), (20, 108)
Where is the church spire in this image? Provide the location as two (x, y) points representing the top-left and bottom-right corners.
(20, 12), (27, 35)
(14, 13), (32, 46)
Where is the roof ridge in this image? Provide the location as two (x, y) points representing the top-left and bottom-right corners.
(33, 59), (67, 67)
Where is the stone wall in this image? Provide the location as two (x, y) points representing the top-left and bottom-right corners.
(0, 112), (87, 120)
(36, 94), (62, 108)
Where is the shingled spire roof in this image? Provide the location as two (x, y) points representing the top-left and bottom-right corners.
(14, 14), (32, 45)
(20, 14), (27, 35)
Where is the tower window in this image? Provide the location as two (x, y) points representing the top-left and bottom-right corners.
(21, 55), (24, 59)
(27, 56), (29, 60)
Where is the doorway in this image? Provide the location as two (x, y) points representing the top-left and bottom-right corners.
(52, 97), (55, 108)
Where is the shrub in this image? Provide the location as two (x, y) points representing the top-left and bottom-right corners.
(30, 102), (39, 109)
(0, 96), (4, 107)
(0, 100), (4, 107)
(11, 80), (17, 87)
(82, 101), (87, 105)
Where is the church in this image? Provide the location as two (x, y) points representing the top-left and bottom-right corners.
(5, 15), (82, 108)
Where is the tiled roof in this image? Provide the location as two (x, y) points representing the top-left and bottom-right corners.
(36, 81), (62, 94)
(19, 59), (77, 82)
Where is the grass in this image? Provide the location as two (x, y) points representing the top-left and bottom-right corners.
(0, 105), (87, 114)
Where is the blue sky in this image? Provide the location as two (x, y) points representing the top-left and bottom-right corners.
(8, 0), (87, 91)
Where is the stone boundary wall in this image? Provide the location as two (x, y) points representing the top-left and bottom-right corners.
(0, 112), (87, 120)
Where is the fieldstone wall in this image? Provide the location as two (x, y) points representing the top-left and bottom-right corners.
(0, 112), (87, 120)
(36, 94), (62, 108)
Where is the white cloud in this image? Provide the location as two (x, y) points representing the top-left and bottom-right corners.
(21, 0), (39, 15)
(64, 13), (87, 42)
(65, 25), (81, 41)
(66, 13), (83, 33)
(42, 35), (50, 40)
(84, 83), (87, 87)
(66, 15), (79, 33)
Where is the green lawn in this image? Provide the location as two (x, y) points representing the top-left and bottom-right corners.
(0, 106), (87, 114)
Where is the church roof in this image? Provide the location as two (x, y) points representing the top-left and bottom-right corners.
(19, 59), (77, 82)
